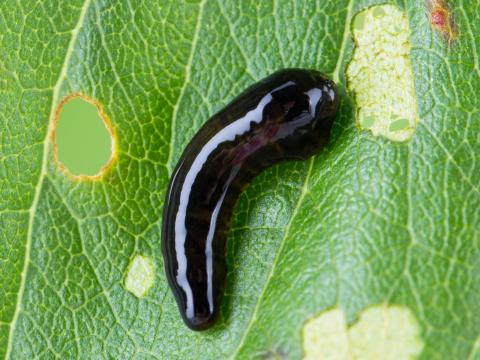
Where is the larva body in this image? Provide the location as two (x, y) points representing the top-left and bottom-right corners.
(162, 69), (339, 330)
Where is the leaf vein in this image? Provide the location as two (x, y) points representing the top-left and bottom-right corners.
(166, 0), (207, 173)
(4, 0), (93, 357)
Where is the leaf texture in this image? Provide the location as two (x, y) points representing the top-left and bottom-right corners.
(0, 0), (479, 359)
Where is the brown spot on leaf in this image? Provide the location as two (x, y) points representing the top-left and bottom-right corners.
(427, 0), (457, 43)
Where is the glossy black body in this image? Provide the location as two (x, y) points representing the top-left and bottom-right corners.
(162, 69), (339, 330)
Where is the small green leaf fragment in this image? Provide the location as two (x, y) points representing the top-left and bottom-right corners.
(389, 118), (410, 131)
(361, 115), (375, 128)
(354, 12), (367, 31)
(124, 255), (155, 298)
(372, 7), (386, 17)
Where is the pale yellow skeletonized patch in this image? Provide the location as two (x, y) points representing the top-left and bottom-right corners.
(124, 254), (155, 298)
(302, 305), (424, 360)
(346, 5), (419, 142)
(303, 308), (351, 360)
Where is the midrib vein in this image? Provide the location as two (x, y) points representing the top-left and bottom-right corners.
(231, 1), (354, 357)
(4, 0), (92, 358)
(333, 0), (354, 85)
(166, 0), (206, 173)
(230, 157), (316, 359)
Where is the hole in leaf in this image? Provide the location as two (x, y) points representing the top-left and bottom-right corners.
(54, 95), (115, 179)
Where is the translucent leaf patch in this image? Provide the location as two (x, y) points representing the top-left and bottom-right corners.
(302, 305), (424, 360)
(346, 5), (419, 142)
(124, 255), (155, 298)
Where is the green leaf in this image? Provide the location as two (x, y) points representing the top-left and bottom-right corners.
(1, 0), (479, 359)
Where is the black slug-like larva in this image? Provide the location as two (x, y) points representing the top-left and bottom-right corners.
(162, 69), (339, 330)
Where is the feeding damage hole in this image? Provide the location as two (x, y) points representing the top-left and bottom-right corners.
(302, 305), (424, 360)
(346, 5), (419, 142)
(53, 95), (116, 179)
(124, 254), (155, 298)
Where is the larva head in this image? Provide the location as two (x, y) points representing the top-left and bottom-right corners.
(262, 69), (339, 160)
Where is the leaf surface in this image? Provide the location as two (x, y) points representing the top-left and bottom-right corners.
(0, 0), (479, 359)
